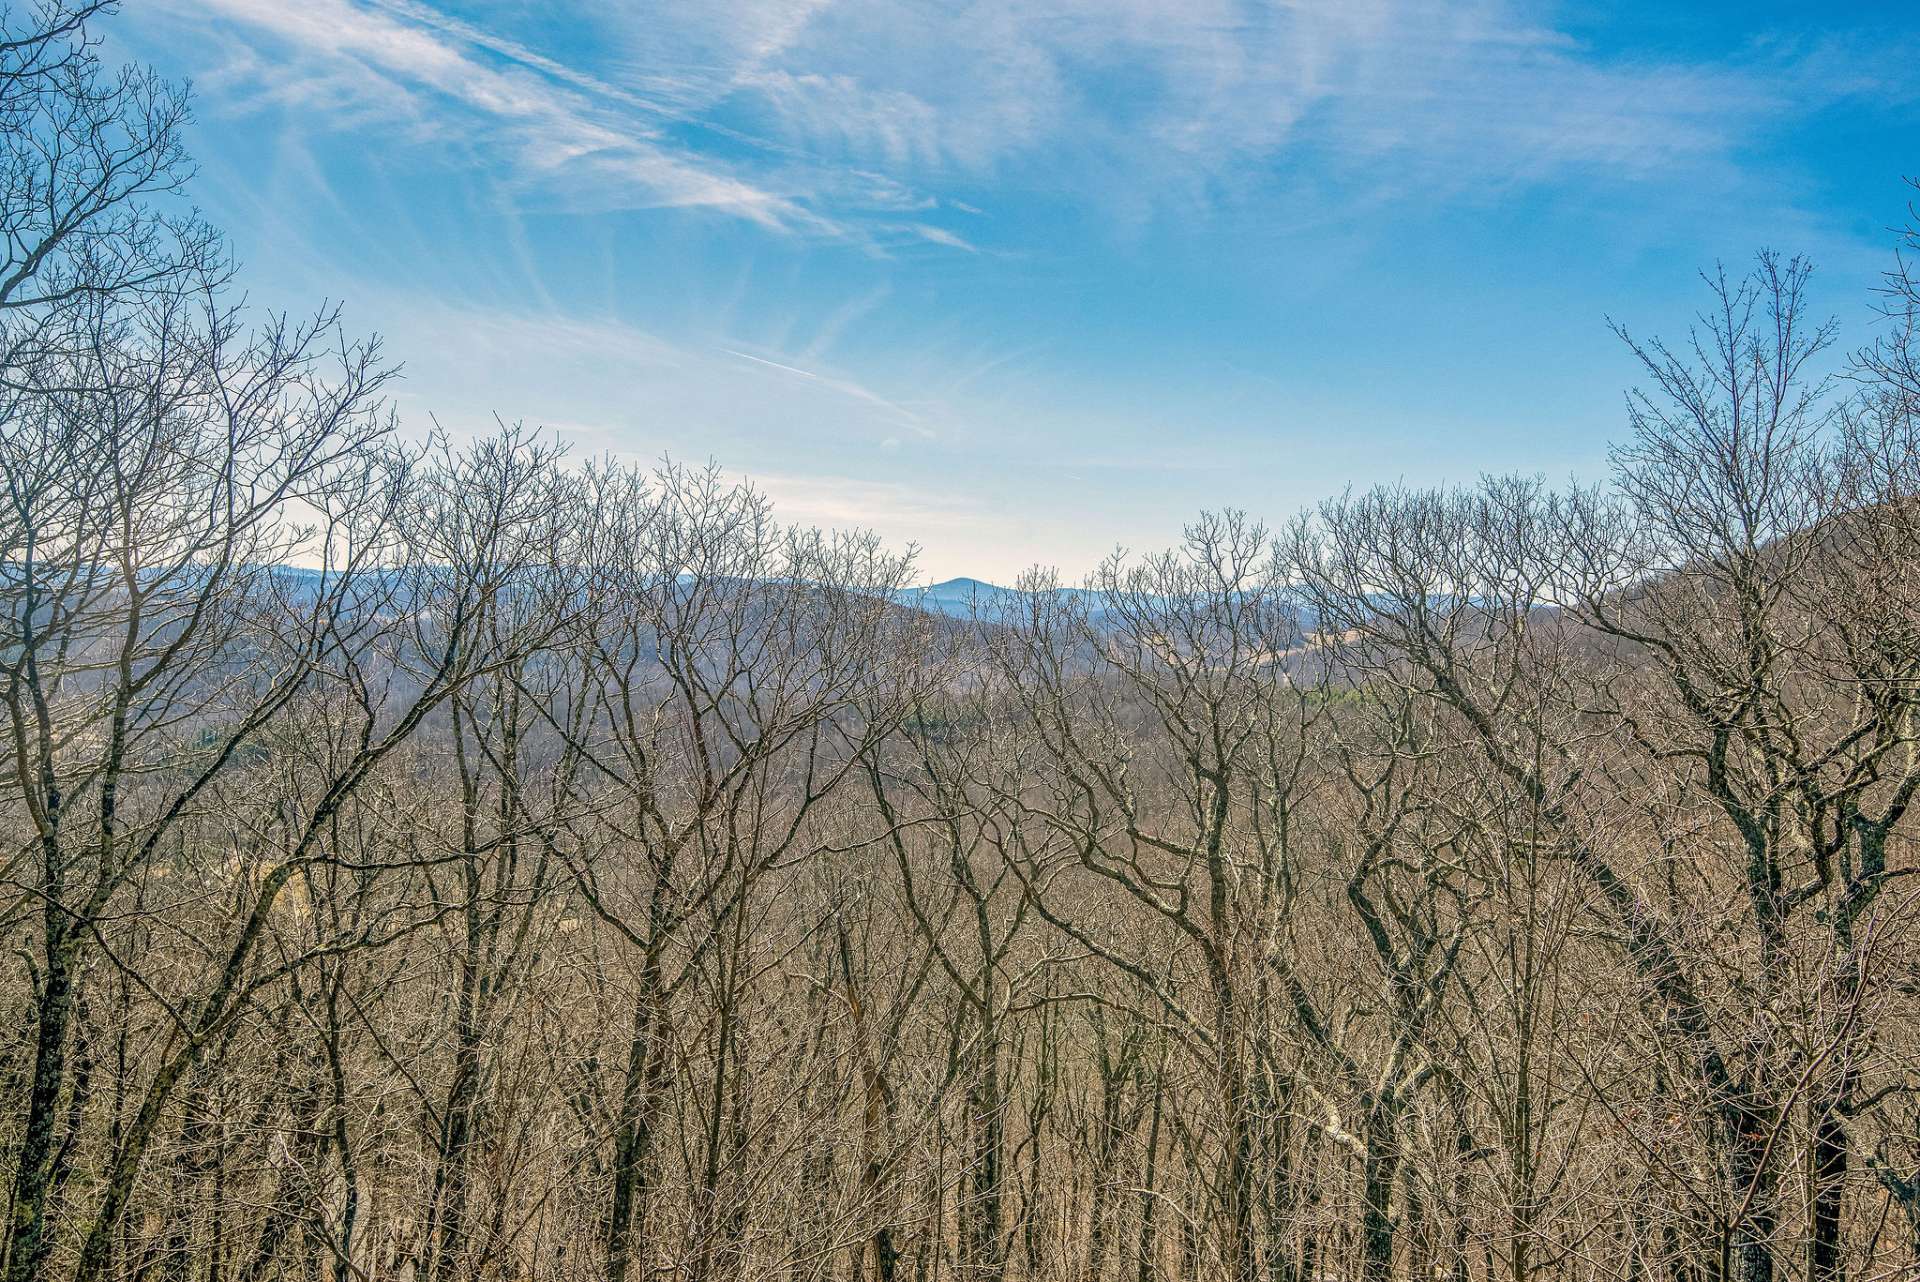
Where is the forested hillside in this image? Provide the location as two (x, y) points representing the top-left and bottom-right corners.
(4, 6), (1920, 1282)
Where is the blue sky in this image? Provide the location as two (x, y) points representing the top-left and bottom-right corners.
(112, 1), (1917, 582)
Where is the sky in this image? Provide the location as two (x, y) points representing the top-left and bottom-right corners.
(109, 0), (1918, 584)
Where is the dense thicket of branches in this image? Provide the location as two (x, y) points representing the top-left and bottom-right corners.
(4, 6), (1919, 1282)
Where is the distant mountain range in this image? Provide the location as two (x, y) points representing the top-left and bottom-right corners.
(894, 577), (1026, 619)
(46, 564), (1319, 636)
(892, 577), (1124, 627)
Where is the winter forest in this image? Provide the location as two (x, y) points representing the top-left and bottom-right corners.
(5, 5), (1920, 1282)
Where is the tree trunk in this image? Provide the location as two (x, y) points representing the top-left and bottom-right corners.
(1807, 1098), (1847, 1282)
(965, 1037), (1006, 1282)
(1359, 1107), (1400, 1282)
(6, 903), (73, 1282)
(606, 980), (668, 1282)
(1727, 1106), (1777, 1282)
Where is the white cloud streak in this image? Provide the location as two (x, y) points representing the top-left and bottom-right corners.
(170, 0), (827, 229)
(149, 0), (1910, 242)
(722, 348), (936, 438)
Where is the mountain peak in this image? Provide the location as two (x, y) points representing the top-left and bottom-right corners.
(922, 576), (1000, 593)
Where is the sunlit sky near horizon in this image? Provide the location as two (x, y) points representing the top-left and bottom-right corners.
(111, 0), (1917, 584)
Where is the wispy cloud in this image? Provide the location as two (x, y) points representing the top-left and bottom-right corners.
(906, 224), (978, 252)
(722, 347), (935, 438)
(294, 291), (961, 461)
(719, 0), (1780, 213)
(152, 0), (1910, 243)
(166, 0), (827, 229)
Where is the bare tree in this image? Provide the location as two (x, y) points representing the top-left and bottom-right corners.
(558, 461), (923, 1282)
(0, 1), (218, 319)
(989, 513), (1319, 1282)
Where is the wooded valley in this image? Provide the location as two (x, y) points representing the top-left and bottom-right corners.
(4, 5), (1920, 1282)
